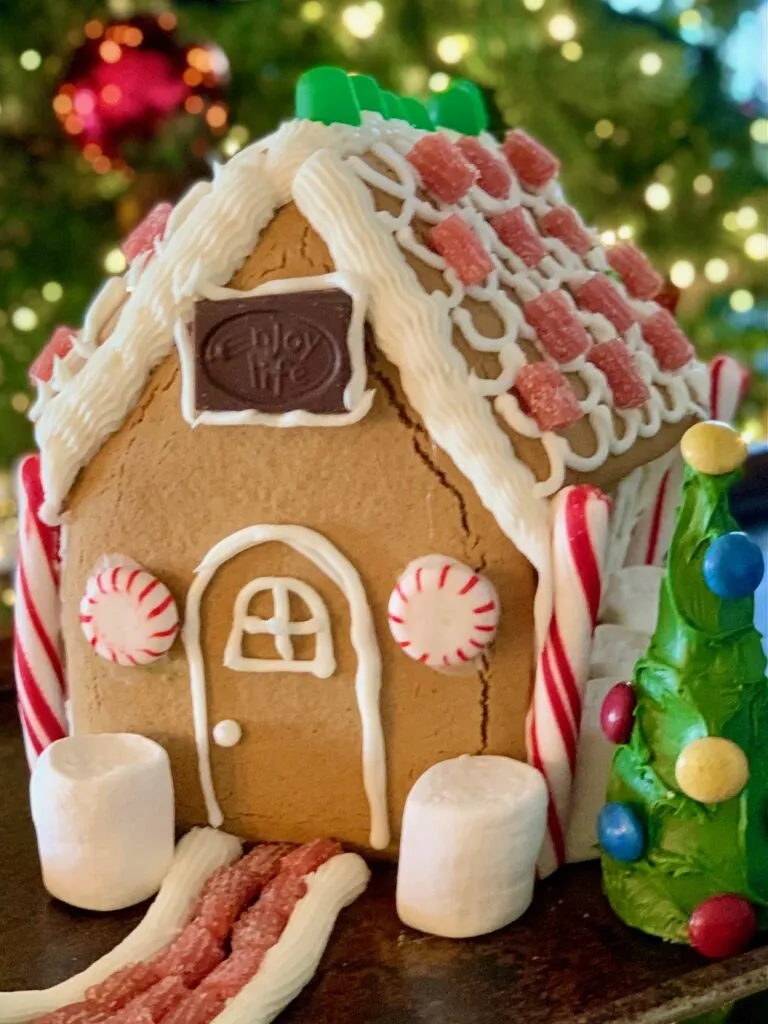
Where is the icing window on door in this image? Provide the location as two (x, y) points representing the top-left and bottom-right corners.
(223, 576), (335, 679)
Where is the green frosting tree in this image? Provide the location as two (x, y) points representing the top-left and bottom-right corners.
(600, 422), (768, 952)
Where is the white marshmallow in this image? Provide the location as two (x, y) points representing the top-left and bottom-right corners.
(600, 566), (663, 635)
(30, 733), (175, 911)
(396, 755), (547, 938)
(566, 677), (622, 863)
(589, 623), (650, 680)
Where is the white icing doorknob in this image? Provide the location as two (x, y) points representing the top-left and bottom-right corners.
(79, 560), (179, 666)
(396, 755), (548, 938)
(213, 719), (242, 747)
(30, 733), (175, 911)
(388, 555), (499, 668)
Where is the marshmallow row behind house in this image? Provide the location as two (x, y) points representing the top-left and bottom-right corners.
(396, 755), (548, 938)
(30, 733), (175, 911)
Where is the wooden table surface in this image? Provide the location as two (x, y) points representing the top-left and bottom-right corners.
(2, 696), (768, 1022)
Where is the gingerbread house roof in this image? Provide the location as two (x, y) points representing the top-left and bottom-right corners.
(30, 70), (707, 639)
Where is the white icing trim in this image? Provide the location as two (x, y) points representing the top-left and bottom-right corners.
(224, 576), (335, 678)
(175, 271), (375, 428)
(291, 150), (554, 650)
(35, 145), (280, 523)
(211, 853), (370, 1024)
(182, 524), (389, 849)
(0, 828), (242, 1024)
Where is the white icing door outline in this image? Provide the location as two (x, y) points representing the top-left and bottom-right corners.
(223, 576), (335, 678)
(182, 524), (390, 850)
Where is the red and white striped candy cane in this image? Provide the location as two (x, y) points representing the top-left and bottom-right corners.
(709, 354), (750, 424)
(626, 456), (685, 568)
(527, 484), (612, 878)
(13, 454), (67, 766)
(627, 354), (750, 567)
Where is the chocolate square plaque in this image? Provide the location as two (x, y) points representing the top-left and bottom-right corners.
(194, 289), (354, 415)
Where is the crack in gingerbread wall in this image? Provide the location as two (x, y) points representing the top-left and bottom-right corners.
(370, 360), (491, 753)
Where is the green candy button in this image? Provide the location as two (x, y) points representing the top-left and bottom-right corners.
(452, 79), (489, 133)
(295, 66), (361, 126)
(350, 74), (385, 115)
(430, 81), (488, 135)
(400, 96), (434, 131)
(381, 89), (408, 121)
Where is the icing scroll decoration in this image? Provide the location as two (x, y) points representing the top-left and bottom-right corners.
(224, 576), (335, 678)
(183, 524), (389, 850)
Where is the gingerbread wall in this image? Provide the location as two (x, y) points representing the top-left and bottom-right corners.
(61, 205), (538, 854)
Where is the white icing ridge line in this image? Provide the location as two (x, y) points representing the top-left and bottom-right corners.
(211, 852), (370, 1024)
(35, 145), (280, 523)
(0, 827), (242, 1024)
(183, 524), (390, 850)
(223, 575), (335, 678)
(174, 270), (375, 428)
(291, 149), (554, 649)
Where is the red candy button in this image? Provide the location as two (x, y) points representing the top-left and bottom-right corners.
(121, 202), (173, 264)
(28, 325), (77, 384)
(514, 362), (583, 432)
(576, 276), (636, 334)
(642, 310), (695, 371)
(407, 135), (477, 204)
(456, 137), (512, 199)
(689, 895), (757, 959)
(430, 214), (494, 286)
(502, 129), (560, 190)
(607, 243), (663, 301)
(599, 682), (636, 745)
(525, 290), (591, 364)
(539, 207), (593, 256)
(492, 208), (547, 268)
(588, 340), (650, 410)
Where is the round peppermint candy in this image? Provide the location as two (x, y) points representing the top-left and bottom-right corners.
(388, 556), (499, 668)
(80, 562), (179, 667)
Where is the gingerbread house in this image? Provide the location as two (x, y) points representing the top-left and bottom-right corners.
(22, 69), (708, 858)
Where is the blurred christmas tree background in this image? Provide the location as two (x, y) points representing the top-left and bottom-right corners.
(0, 0), (766, 630)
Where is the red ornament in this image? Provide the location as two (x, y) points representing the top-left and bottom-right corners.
(689, 895), (757, 959)
(600, 682), (636, 745)
(54, 16), (228, 158)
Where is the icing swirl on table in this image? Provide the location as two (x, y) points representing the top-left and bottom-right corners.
(0, 828), (242, 1024)
(211, 853), (370, 1024)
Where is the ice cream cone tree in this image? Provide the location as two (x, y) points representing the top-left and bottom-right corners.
(600, 421), (768, 957)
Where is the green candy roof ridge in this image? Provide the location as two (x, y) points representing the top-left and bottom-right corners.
(349, 74), (385, 115)
(295, 66), (487, 135)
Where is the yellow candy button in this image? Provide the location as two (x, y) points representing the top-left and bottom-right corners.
(681, 421), (748, 476)
(675, 737), (749, 804)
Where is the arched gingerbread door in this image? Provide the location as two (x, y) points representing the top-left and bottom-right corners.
(183, 524), (389, 850)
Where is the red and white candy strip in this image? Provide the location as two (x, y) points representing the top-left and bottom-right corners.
(80, 560), (180, 666)
(709, 353), (750, 425)
(526, 484), (612, 877)
(626, 353), (750, 567)
(13, 454), (67, 767)
(388, 555), (500, 668)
